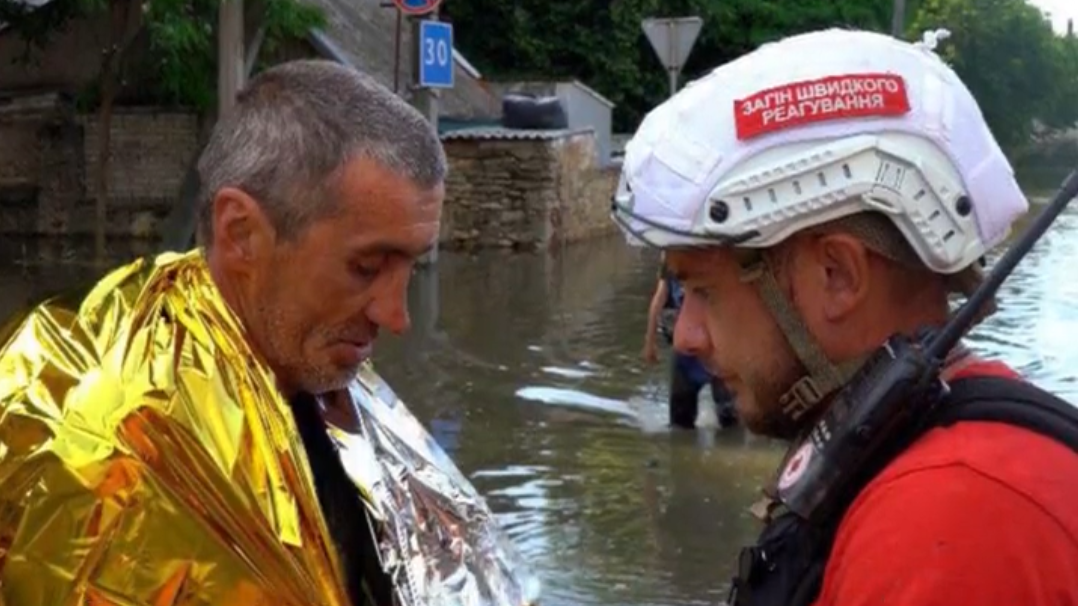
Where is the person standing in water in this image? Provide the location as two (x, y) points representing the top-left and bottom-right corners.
(644, 257), (738, 429)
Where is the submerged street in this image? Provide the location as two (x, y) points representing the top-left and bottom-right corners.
(1, 183), (1076, 606)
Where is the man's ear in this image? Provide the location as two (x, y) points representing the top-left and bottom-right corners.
(808, 232), (872, 322)
(211, 187), (276, 271)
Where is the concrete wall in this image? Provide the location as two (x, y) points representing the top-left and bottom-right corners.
(440, 130), (619, 251)
(555, 82), (614, 167)
(0, 97), (197, 239)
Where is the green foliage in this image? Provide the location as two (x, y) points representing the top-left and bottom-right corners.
(444, 0), (1075, 151)
(144, 0), (219, 110)
(910, 0), (1078, 154)
(443, 0), (903, 131)
(1040, 33), (1078, 133)
(144, 0), (324, 110)
(0, 0), (105, 60)
(1, 0), (325, 112)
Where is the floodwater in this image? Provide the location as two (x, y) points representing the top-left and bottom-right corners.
(1, 181), (1077, 606)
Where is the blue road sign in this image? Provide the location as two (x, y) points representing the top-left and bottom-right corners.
(419, 21), (454, 89)
(394, 0), (440, 15)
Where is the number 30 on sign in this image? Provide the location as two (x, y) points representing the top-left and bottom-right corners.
(419, 21), (454, 89)
(425, 33), (449, 67)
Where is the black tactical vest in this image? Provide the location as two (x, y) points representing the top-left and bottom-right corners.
(726, 375), (1078, 606)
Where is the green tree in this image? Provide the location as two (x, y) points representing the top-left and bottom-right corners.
(1041, 32), (1078, 134)
(443, 0), (905, 131)
(1, 0), (323, 111)
(910, 0), (1078, 154)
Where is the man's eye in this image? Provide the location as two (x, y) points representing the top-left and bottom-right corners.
(354, 265), (379, 278)
(352, 259), (384, 278)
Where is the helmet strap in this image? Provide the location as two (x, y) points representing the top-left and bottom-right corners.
(738, 252), (866, 421)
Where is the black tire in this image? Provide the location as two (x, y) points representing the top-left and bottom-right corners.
(501, 94), (569, 130)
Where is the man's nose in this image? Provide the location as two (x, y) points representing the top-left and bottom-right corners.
(366, 269), (412, 335)
(672, 294), (710, 359)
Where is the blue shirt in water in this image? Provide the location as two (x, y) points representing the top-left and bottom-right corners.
(662, 272), (714, 386)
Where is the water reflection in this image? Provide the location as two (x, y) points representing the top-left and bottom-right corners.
(966, 200), (1078, 400)
(365, 240), (781, 606)
(373, 201), (1078, 606)
(0, 199), (1076, 606)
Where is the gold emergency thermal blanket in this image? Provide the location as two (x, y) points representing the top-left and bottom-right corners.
(0, 249), (540, 606)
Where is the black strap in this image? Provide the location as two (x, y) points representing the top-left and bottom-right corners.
(933, 375), (1078, 453)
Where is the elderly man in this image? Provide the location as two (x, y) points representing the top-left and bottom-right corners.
(612, 29), (1078, 606)
(0, 60), (536, 606)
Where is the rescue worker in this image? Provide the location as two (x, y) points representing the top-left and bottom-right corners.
(644, 257), (738, 428)
(0, 60), (537, 606)
(612, 28), (1078, 605)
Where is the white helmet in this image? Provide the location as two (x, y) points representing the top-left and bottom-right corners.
(613, 28), (1028, 418)
(613, 28), (1027, 275)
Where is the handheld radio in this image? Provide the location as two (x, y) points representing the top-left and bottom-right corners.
(774, 167), (1078, 524)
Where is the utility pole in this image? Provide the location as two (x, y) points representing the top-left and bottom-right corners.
(891, 0), (906, 38)
(218, 0), (246, 116)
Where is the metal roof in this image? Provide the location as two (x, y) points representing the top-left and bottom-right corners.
(440, 126), (594, 141)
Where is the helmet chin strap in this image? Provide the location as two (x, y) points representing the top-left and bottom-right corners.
(737, 252), (866, 423)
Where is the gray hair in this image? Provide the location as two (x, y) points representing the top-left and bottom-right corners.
(195, 59), (447, 246)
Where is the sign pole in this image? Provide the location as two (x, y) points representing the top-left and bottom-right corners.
(642, 16), (703, 99)
(665, 20), (677, 97)
(891, 0), (906, 37)
(397, 0), (445, 131)
(410, 14), (440, 130)
(411, 14), (439, 266)
(394, 0), (448, 265)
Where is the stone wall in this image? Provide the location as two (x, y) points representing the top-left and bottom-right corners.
(552, 132), (619, 243)
(441, 129), (619, 251)
(2, 101), (620, 251)
(0, 96), (197, 240)
(0, 95), (84, 237)
(79, 109), (199, 238)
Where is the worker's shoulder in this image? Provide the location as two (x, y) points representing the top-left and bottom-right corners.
(880, 361), (1078, 533)
(822, 420), (1078, 605)
(866, 415), (1078, 537)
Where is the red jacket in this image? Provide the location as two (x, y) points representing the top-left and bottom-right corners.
(813, 360), (1078, 605)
